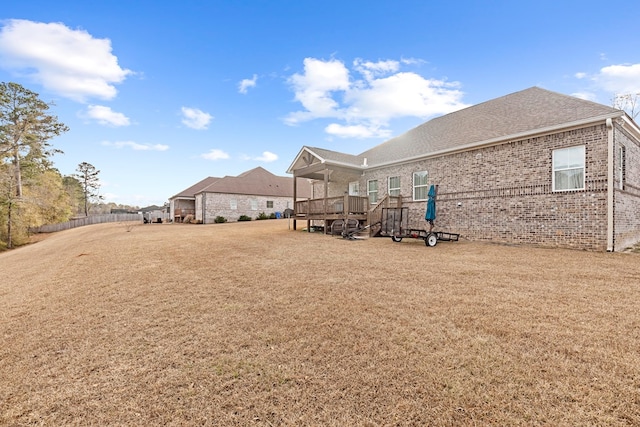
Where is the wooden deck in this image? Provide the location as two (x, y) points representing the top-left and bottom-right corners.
(174, 208), (196, 223)
(293, 194), (402, 234)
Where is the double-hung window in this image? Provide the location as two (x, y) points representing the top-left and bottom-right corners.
(553, 146), (585, 191)
(388, 176), (401, 196)
(413, 171), (429, 201)
(367, 180), (378, 204)
(349, 181), (360, 196)
(618, 145), (626, 190)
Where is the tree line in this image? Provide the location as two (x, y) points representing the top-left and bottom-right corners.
(0, 82), (136, 250)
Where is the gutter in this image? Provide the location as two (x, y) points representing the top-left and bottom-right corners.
(607, 118), (615, 252)
(367, 112), (624, 171)
(290, 113), (625, 175)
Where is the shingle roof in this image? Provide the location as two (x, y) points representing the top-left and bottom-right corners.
(170, 176), (220, 199)
(296, 87), (622, 169)
(303, 147), (364, 166)
(198, 167), (311, 198)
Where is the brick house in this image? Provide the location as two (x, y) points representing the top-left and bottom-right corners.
(169, 167), (311, 224)
(287, 87), (640, 251)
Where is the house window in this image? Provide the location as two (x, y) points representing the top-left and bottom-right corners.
(349, 181), (360, 196)
(553, 145), (585, 191)
(230, 199), (237, 210)
(266, 200), (274, 208)
(618, 145), (626, 190)
(388, 176), (401, 196)
(251, 199), (258, 210)
(367, 180), (378, 204)
(413, 171), (429, 200)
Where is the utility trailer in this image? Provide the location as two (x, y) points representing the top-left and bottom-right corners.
(381, 207), (459, 247)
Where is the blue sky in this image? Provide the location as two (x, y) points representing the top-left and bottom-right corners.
(2, 1), (640, 207)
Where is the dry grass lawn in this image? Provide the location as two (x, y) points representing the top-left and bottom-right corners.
(1, 220), (640, 426)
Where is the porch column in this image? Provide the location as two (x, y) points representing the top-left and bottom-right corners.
(324, 170), (329, 234)
(293, 173), (297, 230)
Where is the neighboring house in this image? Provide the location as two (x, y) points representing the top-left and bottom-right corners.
(139, 205), (170, 223)
(169, 167), (312, 223)
(170, 176), (220, 222)
(287, 87), (640, 251)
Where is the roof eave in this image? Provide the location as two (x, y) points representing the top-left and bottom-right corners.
(367, 112), (624, 169)
(620, 114), (640, 141)
(287, 146), (327, 174)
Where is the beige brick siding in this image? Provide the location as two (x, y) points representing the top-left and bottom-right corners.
(352, 124), (616, 250)
(614, 122), (640, 250)
(196, 192), (293, 223)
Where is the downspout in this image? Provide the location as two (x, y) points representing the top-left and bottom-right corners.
(606, 118), (614, 252)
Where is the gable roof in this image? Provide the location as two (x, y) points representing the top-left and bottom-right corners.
(139, 205), (167, 212)
(288, 87), (624, 173)
(170, 176), (220, 199)
(181, 167), (310, 198)
(199, 167), (311, 197)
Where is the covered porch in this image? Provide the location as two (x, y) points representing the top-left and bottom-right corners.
(288, 146), (402, 234)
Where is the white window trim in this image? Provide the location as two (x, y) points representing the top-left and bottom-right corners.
(413, 171), (429, 201)
(388, 176), (401, 196)
(618, 145), (626, 190)
(349, 181), (360, 196)
(367, 179), (378, 204)
(552, 145), (585, 192)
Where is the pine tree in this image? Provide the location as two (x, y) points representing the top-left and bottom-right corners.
(0, 82), (68, 248)
(73, 162), (104, 216)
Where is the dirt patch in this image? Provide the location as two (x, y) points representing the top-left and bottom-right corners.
(2, 220), (640, 426)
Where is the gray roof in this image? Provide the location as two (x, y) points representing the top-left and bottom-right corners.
(294, 87), (623, 170)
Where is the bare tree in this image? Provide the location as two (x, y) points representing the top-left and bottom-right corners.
(612, 93), (640, 119)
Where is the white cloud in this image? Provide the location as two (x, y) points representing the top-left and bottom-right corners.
(595, 63), (640, 94)
(102, 140), (169, 151)
(181, 107), (213, 130)
(571, 91), (597, 101)
(84, 105), (130, 126)
(285, 57), (468, 138)
(325, 123), (391, 139)
(239, 74), (258, 94)
(0, 19), (132, 102)
(285, 57), (351, 124)
(255, 151), (278, 162)
(201, 149), (230, 160)
(575, 72), (587, 79)
(353, 58), (400, 81)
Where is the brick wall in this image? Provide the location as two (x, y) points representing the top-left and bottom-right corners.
(356, 124), (613, 250)
(197, 192), (293, 223)
(614, 121), (640, 250)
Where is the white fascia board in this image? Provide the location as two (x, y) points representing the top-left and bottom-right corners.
(366, 112), (624, 170)
(286, 146), (327, 174)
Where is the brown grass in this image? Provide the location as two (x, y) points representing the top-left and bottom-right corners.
(1, 220), (640, 426)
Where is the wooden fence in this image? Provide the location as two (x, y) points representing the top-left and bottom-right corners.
(32, 214), (142, 233)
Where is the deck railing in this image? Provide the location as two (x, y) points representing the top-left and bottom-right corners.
(368, 194), (402, 227)
(295, 195), (369, 217)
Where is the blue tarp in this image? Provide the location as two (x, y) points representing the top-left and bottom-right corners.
(425, 184), (436, 222)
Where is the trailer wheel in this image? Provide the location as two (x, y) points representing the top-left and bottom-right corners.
(425, 233), (437, 247)
(391, 236), (403, 242)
